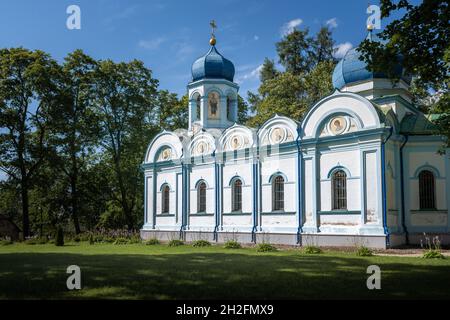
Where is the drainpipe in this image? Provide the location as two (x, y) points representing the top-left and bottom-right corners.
(251, 161), (258, 243)
(399, 134), (409, 245)
(213, 159), (220, 242)
(179, 162), (188, 240)
(296, 128), (304, 245)
(381, 127), (393, 247)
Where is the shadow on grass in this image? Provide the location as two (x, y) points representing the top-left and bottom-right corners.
(0, 252), (449, 299)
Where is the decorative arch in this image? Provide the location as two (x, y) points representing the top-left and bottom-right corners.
(327, 165), (351, 179)
(144, 131), (183, 163)
(159, 182), (172, 191)
(189, 131), (217, 157)
(218, 124), (255, 153)
(257, 114), (299, 146)
(413, 164), (441, 179)
(301, 90), (383, 138)
(194, 179), (209, 189)
(228, 175), (246, 187)
(268, 171), (288, 184)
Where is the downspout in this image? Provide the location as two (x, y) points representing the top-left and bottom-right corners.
(399, 134), (409, 245)
(179, 162), (188, 240)
(381, 127), (393, 247)
(296, 128), (304, 245)
(213, 156), (220, 242)
(251, 161), (258, 243)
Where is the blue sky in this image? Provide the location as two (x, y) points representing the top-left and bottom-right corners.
(0, 0), (405, 98)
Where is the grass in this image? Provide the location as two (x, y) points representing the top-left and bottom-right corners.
(1, 242), (450, 299)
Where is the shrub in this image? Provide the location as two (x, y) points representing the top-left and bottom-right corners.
(128, 235), (142, 244)
(224, 240), (241, 249)
(192, 240), (211, 247)
(256, 243), (277, 252)
(0, 239), (13, 246)
(113, 237), (130, 245)
(24, 237), (47, 245)
(303, 245), (322, 254)
(73, 235), (81, 243)
(421, 233), (445, 259)
(423, 250), (445, 259)
(55, 226), (64, 246)
(145, 238), (160, 245)
(356, 246), (373, 257)
(89, 233), (95, 245)
(168, 239), (184, 247)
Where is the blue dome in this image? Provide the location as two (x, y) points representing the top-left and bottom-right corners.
(191, 46), (235, 82)
(332, 47), (410, 89)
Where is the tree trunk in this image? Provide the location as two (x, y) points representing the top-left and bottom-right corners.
(21, 178), (30, 239)
(71, 175), (81, 234)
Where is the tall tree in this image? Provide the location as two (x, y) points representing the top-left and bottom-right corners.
(157, 90), (188, 130)
(93, 59), (159, 229)
(48, 49), (98, 234)
(312, 26), (336, 64)
(259, 58), (279, 83)
(0, 48), (58, 238)
(276, 28), (314, 75)
(358, 0), (449, 145)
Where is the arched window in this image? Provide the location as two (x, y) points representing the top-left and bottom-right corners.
(232, 179), (242, 212)
(196, 95), (201, 120)
(419, 170), (435, 210)
(272, 175), (284, 211)
(197, 181), (207, 213)
(161, 185), (170, 214)
(332, 170), (347, 210)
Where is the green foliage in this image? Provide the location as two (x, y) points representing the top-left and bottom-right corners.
(358, 0), (450, 147)
(55, 226), (64, 246)
(168, 239), (184, 247)
(276, 28), (314, 75)
(303, 246), (322, 254)
(224, 240), (241, 249)
(24, 237), (48, 245)
(0, 239), (13, 246)
(356, 246), (373, 257)
(145, 238), (160, 245)
(421, 233), (445, 259)
(89, 233), (95, 245)
(113, 237), (130, 245)
(256, 243), (278, 252)
(259, 58), (279, 83)
(192, 240), (211, 247)
(423, 250), (445, 259)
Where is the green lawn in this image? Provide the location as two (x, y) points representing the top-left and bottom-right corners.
(1, 242), (449, 299)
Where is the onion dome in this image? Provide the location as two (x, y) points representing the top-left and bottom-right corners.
(191, 40), (235, 82)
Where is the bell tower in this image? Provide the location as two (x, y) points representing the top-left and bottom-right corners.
(187, 21), (239, 133)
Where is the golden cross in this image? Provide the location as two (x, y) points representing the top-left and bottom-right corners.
(210, 20), (217, 37)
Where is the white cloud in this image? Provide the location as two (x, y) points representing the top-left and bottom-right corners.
(236, 64), (263, 84)
(254, 35), (259, 41)
(280, 18), (303, 37)
(326, 18), (338, 29)
(333, 42), (353, 58)
(138, 37), (166, 50)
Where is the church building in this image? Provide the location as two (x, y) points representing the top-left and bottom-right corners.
(141, 29), (450, 248)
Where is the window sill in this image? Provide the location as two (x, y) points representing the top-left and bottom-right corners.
(189, 213), (215, 216)
(261, 211), (296, 215)
(223, 212), (252, 216)
(156, 213), (175, 217)
(319, 210), (360, 215)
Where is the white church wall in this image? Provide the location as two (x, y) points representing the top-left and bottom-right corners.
(144, 173), (153, 228)
(222, 162), (253, 214)
(363, 150), (380, 224)
(303, 157), (314, 226)
(188, 164), (216, 229)
(319, 149), (361, 212)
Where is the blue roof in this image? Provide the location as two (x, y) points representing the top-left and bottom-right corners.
(191, 46), (235, 82)
(332, 47), (411, 89)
